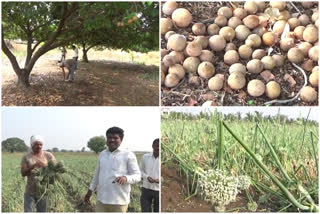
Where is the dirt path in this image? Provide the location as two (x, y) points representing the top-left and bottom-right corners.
(2, 58), (159, 106)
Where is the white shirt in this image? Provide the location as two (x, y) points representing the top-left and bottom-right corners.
(140, 153), (159, 191)
(89, 148), (141, 205)
(73, 48), (78, 57)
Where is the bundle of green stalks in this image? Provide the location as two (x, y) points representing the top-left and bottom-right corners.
(32, 160), (66, 198)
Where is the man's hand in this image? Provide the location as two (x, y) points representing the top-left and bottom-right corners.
(84, 190), (92, 204)
(114, 176), (127, 185)
(21, 161), (45, 177)
(147, 176), (155, 183)
(154, 178), (159, 183)
(33, 161), (45, 169)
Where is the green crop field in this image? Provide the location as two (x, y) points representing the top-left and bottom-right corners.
(161, 110), (319, 212)
(2, 152), (145, 212)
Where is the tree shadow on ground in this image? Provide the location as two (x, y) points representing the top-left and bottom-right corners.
(2, 60), (159, 106)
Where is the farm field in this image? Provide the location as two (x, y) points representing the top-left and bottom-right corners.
(2, 152), (145, 212)
(2, 43), (159, 106)
(161, 110), (319, 212)
(2, 2), (159, 106)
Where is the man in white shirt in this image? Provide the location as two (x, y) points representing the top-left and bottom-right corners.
(72, 45), (78, 61)
(84, 127), (141, 212)
(72, 45), (78, 69)
(140, 138), (159, 212)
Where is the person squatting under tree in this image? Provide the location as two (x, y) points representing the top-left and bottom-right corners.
(58, 58), (77, 82)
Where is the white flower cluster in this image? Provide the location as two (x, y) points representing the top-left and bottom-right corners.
(238, 175), (251, 190)
(198, 169), (251, 206)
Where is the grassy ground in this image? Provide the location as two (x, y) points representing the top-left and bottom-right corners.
(2, 152), (146, 212)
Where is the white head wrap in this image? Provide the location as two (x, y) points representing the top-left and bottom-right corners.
(30, 135), (44, 147)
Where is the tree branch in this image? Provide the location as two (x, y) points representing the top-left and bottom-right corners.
(25, 3), (79, 71)
(2, 36), (21, 75)
(31, 40), (45, 53)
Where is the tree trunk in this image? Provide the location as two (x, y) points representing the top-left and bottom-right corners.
(17, 69), (31, 87)
(82, 49), (89, 63)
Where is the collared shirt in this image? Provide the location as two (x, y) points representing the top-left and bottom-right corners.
(140, 153), (159, 191)
(21, 151), (56, 196)
(89, 148), (141, 205)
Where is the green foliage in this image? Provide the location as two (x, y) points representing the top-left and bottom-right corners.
(87, 136), (106, 154)
(33, 160), (66, 197)
(2, 137), (28, 153)
(162, 111), (319, 211)
(2, 2), (158, 51)
(78, 2), (159, 55)
(52, 148), (59, 153)
(2, 2), (159, 84)
(2, 152), (144, 212)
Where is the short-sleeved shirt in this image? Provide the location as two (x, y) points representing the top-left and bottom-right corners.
(21, 151), (56, 196)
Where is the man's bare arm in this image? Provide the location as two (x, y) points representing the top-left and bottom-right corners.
(21, 162), (44, 177)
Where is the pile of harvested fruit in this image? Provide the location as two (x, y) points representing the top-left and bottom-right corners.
(161, 1), (319, 106)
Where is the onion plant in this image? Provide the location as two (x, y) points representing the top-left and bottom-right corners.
(161, 110), (318, 212)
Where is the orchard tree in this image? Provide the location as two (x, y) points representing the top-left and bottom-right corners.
(2, 2), (159, 86)
(2, 137), (28, 152)
(87, 136), (106, 154)
(2, 2), (79, 87)
(52, 147), (59, 152)
(73, 2), (159, 62)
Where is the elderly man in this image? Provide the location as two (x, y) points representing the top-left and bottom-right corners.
(21, 135), (56, 212)
(84, 127), (141, 212)
(58, 58), (77, 82)
(140, 138), (159, 212)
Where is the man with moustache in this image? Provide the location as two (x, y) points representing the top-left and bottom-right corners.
(21, 135), (56, 212)
(84, 126), (141, 212)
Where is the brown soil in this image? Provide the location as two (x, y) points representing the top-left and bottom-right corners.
(161, 166), (212, 212)
(161, 2), (319, 106)
(161, 165), (274, 212)
(2, 59), (159, 106)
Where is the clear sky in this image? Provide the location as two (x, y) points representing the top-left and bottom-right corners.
(161, 107), (319, 122)
(2, 107), (160, 152)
